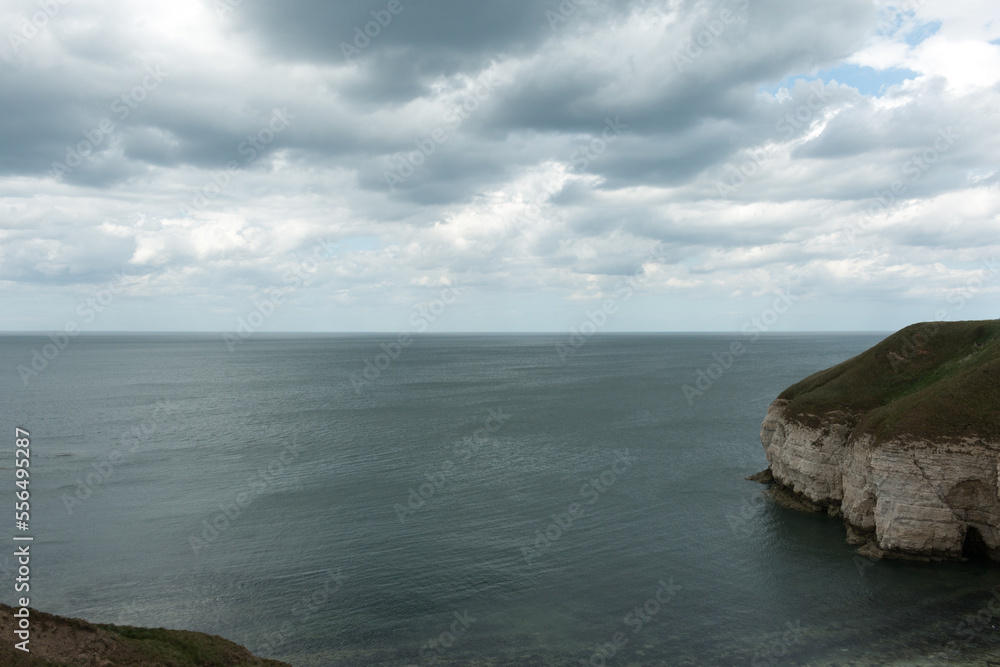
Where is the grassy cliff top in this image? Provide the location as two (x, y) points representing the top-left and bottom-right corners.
(0, 604), (291, 667)
(777, 319), (1000, 445)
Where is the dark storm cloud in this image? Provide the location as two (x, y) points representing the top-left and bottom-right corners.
(232, 0), (639, 64)
(337, 0), (878, 203)
(0, 0), (877, 198)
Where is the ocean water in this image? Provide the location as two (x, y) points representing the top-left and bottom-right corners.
(2, 333), (999, 666)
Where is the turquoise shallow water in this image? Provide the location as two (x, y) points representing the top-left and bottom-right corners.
(1, 333), (999, 665)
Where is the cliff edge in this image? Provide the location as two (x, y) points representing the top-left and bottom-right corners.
(0, 603), (291, 666)
(756, 319), (1000, 561)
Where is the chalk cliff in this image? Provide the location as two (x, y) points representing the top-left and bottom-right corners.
(756, 319), (1000, 561)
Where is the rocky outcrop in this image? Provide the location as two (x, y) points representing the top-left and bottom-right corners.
(761, 399), (1000, 560)
(755, 319), (1000, 561)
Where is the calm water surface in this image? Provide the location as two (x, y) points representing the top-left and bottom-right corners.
(1, 333), (998, 665)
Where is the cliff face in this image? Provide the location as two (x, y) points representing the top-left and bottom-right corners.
(758, 320), (1000, 561)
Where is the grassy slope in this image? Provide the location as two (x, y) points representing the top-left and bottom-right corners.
(777, 319), (1000, 445)
(0, 604), (291, 667)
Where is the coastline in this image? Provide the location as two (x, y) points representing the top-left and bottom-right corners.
(0, 603), (290, 666)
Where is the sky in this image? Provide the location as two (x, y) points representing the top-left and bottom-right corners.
(1, 0), (998, 333)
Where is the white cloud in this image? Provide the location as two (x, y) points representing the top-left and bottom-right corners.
(0, 0), (998, 332)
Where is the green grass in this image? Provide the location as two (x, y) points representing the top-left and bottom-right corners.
(777, 319), (1000, 445)
(96, 625), (281, 665)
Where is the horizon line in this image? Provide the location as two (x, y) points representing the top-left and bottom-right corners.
(0, 330), (895, 335)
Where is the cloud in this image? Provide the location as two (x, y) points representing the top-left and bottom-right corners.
(0, 0), (998, 332)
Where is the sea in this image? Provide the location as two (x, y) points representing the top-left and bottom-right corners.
(1, 333), (999, 666)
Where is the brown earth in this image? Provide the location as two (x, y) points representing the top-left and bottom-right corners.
(0, 604), (291, 667)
